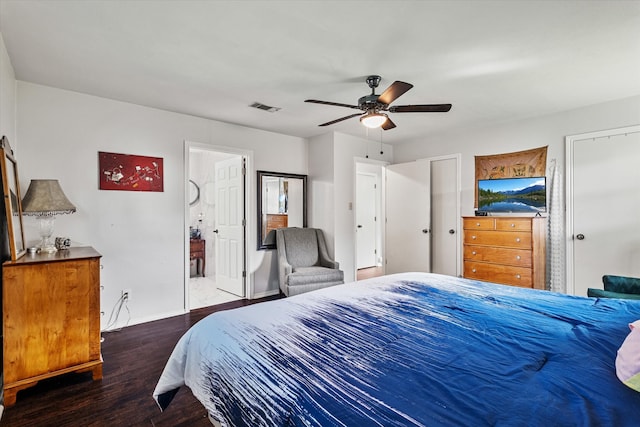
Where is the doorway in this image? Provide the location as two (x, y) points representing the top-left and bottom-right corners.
(566, 125), (640, 296)
(382, 155), (460, 276)
(185, 142), (250, 310)
(355, 160), (386, 281)
(354, 155), (460, 279)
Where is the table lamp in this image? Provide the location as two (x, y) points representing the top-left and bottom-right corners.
(21, 179), (76, 253)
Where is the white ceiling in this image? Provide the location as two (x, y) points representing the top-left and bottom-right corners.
(1, 0), (639, 145)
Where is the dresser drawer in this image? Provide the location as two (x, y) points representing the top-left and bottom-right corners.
(463, 217), (495, 230)
(464, 230), (532, 249)
(495, 218), (532, 232)
(464, 245), (532, 267)
(464, 261), (533, 288)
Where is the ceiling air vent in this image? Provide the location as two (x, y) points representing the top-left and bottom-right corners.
(250, 102), (281, 113)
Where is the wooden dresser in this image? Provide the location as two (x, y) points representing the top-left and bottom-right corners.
(2, 246), (103, 406)
(462, 216), (546, 289)
(190, 238), (205, 277)
(264, 214), (288, 238)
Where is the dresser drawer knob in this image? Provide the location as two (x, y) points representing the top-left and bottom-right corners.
(511, 223), (515, 227)
(516, 255), (521, 260)
(472, 269), (476, 273)
(515, 237), (521, 242)
(472, 235), (477, 240)
(515, 274), (521, 279)
(472, 251), (477, 255)
(476, 222), (481, 227)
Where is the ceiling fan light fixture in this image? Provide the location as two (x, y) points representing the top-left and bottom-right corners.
(360, 112), (388, 129)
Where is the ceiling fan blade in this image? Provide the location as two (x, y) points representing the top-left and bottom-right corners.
(381, 117), (396, 131)
(305, 99), (361, 110)
(377, 81), (413, 105)
(318, 113), (362, 127)
(388, 104), (452, 113)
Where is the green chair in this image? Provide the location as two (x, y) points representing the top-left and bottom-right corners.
(587, 275), (640, 300)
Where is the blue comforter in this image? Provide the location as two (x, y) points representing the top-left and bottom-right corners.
(154, 273), (640, 426)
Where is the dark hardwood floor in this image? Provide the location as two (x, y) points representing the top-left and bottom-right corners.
(1, 295), (281, 427)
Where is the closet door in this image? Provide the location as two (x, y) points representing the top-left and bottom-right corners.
(568, 127), (640, 296)
(385, 161), (431, 274)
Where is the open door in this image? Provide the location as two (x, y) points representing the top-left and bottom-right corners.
(215, 156), (246, 297)
(385, 161), (431, 274)
(356, 173), (377, 269)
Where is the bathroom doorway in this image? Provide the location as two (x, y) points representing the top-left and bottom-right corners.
(186, 142), (249, 310)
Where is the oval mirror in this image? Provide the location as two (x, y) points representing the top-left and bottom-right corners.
(189, 180), (200, 206)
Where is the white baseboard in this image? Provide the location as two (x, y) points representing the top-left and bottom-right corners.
(252, 289), (280, 299)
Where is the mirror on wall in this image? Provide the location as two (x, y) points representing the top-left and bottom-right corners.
(188, 179), (200, 206)
(257, 170), (307, 250)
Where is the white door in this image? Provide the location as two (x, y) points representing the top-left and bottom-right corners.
(430, 156), (460, 276)
(385, 161), (431, 274)
(356, 173), (377, 269)
(570, 129), (640, 296)
(215, 156), (245, 297)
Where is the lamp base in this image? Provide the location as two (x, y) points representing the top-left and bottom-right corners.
(38, 243), (57, 254)
(37, 216), (57, 253)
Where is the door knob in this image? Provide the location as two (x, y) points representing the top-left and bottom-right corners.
(357, 225), (363, 228)
(449, 229), (455, 234)
(213, 229), (219, 234)
(576, 233), (585, 240)
(422, 228), (430, 234)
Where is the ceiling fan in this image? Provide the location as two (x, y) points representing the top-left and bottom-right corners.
(305, 75), (452, 130)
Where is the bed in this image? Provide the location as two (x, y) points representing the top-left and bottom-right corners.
(153, 272), (640, 426)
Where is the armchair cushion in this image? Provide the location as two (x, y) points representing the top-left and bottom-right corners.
(282, 228), (320, 267)
(603, 275), (640, 295)
(287, 266), (345, 287)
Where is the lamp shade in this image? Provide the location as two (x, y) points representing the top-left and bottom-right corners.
(21, 179), (76, 216)
(360, 112), (388, 129)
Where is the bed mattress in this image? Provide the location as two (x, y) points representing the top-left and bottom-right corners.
(154, 272), (640, 426)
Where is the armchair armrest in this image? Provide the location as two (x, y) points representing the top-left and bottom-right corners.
(315, 229), (340, 270)
(603, 275), (640, 295)
(588, 287), (640, 300)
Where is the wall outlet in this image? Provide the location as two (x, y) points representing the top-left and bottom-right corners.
(122, 289), (131, 301)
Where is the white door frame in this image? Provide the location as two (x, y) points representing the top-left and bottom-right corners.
(184, 141), (254, 311)
(353, 157), (389, 279)
(420, 153), (462, 277)
(565, 124), (640, 296)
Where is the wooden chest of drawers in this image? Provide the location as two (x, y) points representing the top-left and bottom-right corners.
(462, 217), (546, 289)
(2, 246), (103, 406)
(190, 238), (205, 277)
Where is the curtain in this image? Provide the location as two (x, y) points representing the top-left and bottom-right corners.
(547, 159), (565, 293)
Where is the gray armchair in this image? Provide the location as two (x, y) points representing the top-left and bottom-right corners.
(276, 227), (344, 296)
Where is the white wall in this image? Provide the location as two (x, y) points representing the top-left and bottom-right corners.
(16, 81), (307, 328)
(309, 131), (392, 282)
(394, 95), (640, 217)
(0, 33), (15, 148)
